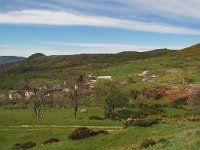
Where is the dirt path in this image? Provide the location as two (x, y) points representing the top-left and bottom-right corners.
(0, 125), (123, 131)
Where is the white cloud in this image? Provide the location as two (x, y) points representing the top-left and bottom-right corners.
(41, 42), (184, 50)
(0, 9), (200, 35)
(120, 0), (200, 21)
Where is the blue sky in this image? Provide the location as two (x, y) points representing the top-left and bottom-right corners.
(0, 0), (200, 57)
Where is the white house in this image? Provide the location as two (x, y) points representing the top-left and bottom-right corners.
(97, 76), (112, 80)
(25, 91), (34, 99)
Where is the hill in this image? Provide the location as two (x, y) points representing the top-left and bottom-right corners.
(179, 43), (200, 56)
(0, 56), (25, 65)
(0, 49), (176, 72)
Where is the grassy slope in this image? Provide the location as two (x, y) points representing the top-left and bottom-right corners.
(179, 43), (200, 56)
(100, 56), (200, 91)
(1, 56), (200, 91)
(37, 123), (200, 150)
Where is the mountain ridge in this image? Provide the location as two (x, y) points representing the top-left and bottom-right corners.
(0, 48), (176, 72)
(0, 56), (25, 65)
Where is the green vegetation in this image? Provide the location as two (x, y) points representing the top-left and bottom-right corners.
(1, 121), (200, 150)
(91, 80), (128, 117)
(101, 56), (200, 89)
(0, 108), (124, 127)
(1, 44), (200, 149)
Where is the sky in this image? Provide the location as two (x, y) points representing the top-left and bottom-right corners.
(0, 0), (200, 57)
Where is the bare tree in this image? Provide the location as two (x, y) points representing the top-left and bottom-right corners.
(32, 87), (49, 119)
(19, 75), (51, 119)
(69, 84), (81, 118)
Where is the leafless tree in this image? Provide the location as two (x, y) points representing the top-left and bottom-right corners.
(19, 75), (51, 119)
(63, 70), (90, 118)
(32, 87), (49, 119)
(69, 84), (81, 118)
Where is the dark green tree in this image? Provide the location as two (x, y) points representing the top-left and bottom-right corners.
(91, 80), (128, 118)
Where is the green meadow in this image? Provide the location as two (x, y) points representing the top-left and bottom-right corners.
(0, 106), (199, 150)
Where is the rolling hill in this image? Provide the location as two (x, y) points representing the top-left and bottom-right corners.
(179, 43), (200, 56)
(0, 56), (25, 65)
(0, 49), (177, 72)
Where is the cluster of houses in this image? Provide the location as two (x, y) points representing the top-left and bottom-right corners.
(2, 75), (112, 100)
(7, 85), (72, 100)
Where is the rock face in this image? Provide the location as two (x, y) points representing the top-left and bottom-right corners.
(138, 70), (158, 82)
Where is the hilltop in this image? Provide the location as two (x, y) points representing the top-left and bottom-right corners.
(179, 43), (200, 56)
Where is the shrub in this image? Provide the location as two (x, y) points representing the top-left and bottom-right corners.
(157, 138), (167, 143)
(187, 89), (200, 111)
(95, 130), (109, 135)
(125, 117), (160, 127)
(110, 116), (122, 121)
(117, 109), (135, 119)
(132, 118), (159, 127)
(152, 93), (163, 99)
(140, 138), (156, 149)
(14, 141), (36, 150)
(68, 127), (108, 140)
(172, 97), (187, 107)
(13, 143), (22, 149)
(88, 115), (104, 120)
(43, 138), (59, 145)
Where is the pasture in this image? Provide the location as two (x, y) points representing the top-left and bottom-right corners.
(0, 106), (200, 150)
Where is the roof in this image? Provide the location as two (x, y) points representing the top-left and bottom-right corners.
(51, 85), (63, 91)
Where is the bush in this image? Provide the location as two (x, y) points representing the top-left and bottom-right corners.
(14, 141), (36, 150)
(131, 118), (159, 127)
(125, 118), (159, 127)
(117, 109), (135, 119)
(68, 127), (108, 140)
(140, 138), (156, 148)
(172, 97), (187, 107)
(43, 138), (59, 145)
(110, 116), (122, 121)
(157, 138), (167, 143)
(88, 115), (104, 120)
(95, 130), (109, 135)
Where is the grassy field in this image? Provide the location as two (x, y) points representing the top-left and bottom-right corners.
(0, 106), (199, 150)
(1, 121), (200, 150)
(36, 122), (200, 150)
(0, 107), (123, 127)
